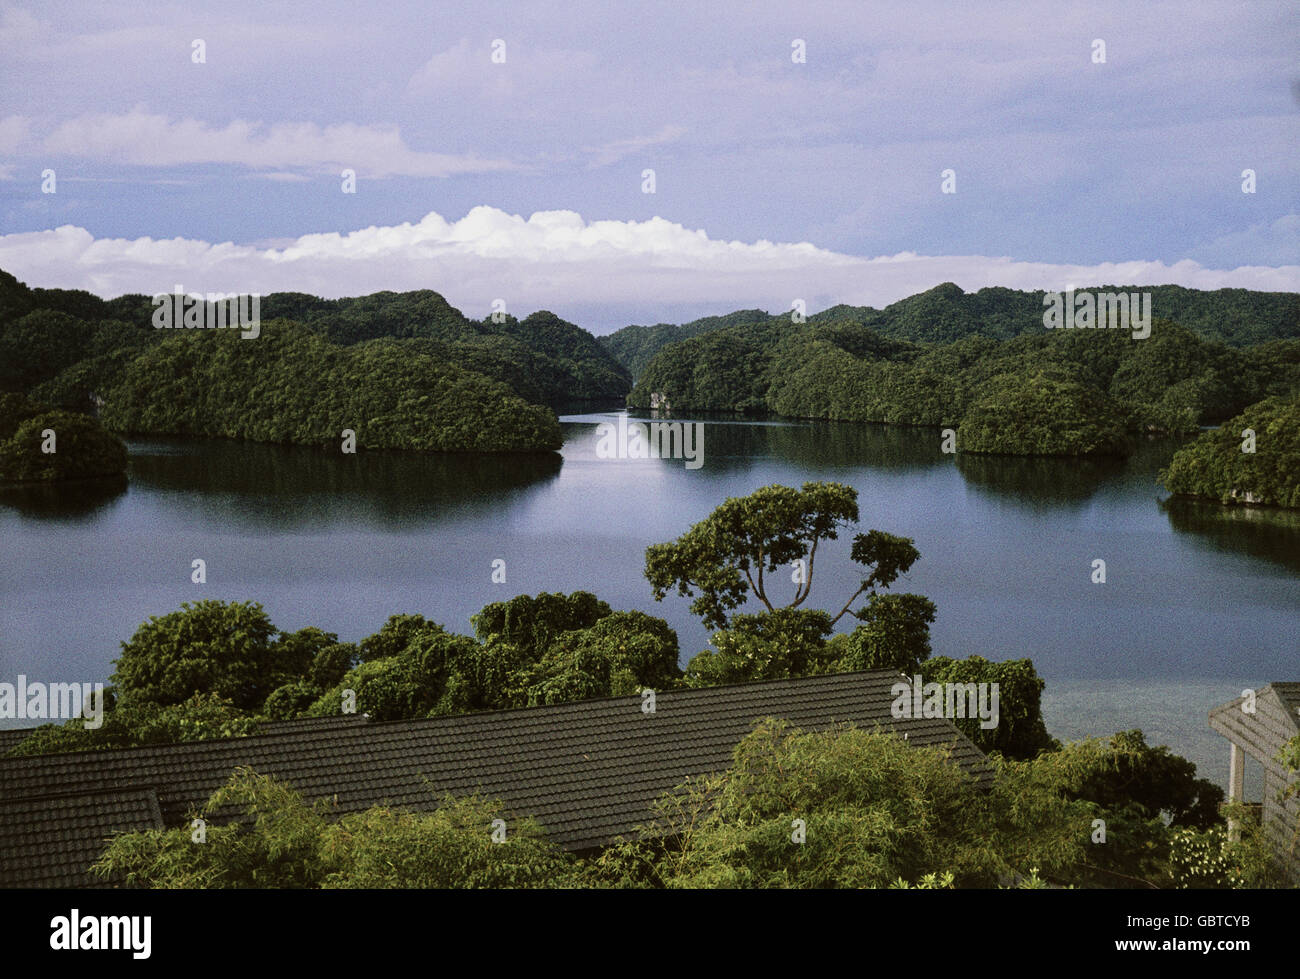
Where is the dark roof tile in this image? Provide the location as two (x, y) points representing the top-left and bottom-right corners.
(0, 670), (990, 887)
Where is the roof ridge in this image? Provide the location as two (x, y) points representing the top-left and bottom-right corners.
(0, 669), (911, 762)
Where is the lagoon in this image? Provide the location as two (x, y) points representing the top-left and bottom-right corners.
(2, 411), (1296, 794)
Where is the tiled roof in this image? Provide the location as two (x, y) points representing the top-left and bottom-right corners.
(0, 790), (163, 888)
(0, 727), (37, 755)
(0, 670), (991, 888)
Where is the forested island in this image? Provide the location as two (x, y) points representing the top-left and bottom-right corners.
(0, 269), (631, 458)
(4, 270), (1297, 500)
(0, 392), (127, 484)
(1161, 396), (1300, 509)
(607, 283), (1300, 463)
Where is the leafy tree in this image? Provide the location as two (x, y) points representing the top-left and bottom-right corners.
(357, 613), (440, 663)
(1160, 395), (1300, 508)
(110, 600), (282, 711)
(7, 693), (259, 756)
(308, 625), (487, 720)
(91, 768), (577, 888)
(1012, 730), (1227, 887)
(320, 794), (576, 888)
(92, 768), (336, 888)
(828, 593), (937, 675)
(601, 719), (1087, 888)
(271, 627), (343, 682)
(920, 656), (1057, 761)
(645, 481), (920, 631)
(1168, 808), (1283, 889)
(261, 638), (358, 719)
(471, 591), (613, 662)
(525, 610), (682, 704)
(685, 609), (835, 687)
(262, 680), (323, 720)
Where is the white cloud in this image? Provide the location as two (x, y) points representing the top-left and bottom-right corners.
(0, 207), (1294, 328)
(584, 125), (687, 169)
(0, 115), (31, 153)
(248, 171), (313, 183)
(1186, 215), (1300, 269)
(34, 109), (515, 178)
(406, 37), (601, 99)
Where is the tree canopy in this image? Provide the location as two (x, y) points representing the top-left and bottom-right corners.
(0, 270), (638, 455)
(1160, 395), (1300, 508)
(645, 481), (921, 631)
(618, 286), (1300, 456)
(0, 392), (127, 484)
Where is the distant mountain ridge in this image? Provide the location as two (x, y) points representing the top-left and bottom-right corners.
(613, 282), (1300, 456)
(601, 282), (1300, 381)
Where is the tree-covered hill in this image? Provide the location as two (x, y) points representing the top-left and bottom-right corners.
(261, 291), (630, 407)
(0, 270), (632, 454)
(956, 373), (1131, 457)
(602, 282), (1300, 382)
(101, 321), (563, 452)
(0, 392), (127, 483)
(600, 309), (771, 379)
(624, 289), (1300, 455)
(1160, 395), (1300, 509)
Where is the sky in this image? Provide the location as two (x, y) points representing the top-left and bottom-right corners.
(0, 0), (1296, 332)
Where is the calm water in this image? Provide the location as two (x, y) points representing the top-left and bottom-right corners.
(2, 412), (1297, 794)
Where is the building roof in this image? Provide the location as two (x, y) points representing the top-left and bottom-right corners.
(0, 670), (991, 888)
(1209, 682), (1300, 763)
(0, 727), (36, 754)
(1209, 681), (1300, 887)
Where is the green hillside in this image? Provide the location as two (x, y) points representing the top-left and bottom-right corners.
(624, 283), (1300, 457)
(603, 282), (1299, 382)
(0, 271), (632, 454)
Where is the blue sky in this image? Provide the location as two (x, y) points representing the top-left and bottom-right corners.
(0, 0), (1296, 331)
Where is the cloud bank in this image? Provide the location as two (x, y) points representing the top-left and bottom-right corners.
(1, 207), (1295, 331)
(2, 109), (515, 178)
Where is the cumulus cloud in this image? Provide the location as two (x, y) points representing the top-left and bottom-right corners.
(0, 207), (1294, 330)
(31, 109), (515, 178)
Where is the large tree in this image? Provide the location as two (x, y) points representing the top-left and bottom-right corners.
(110, 600), (285, 711)
(644, 481), (921, 631)
(593, 719), (1087, 888)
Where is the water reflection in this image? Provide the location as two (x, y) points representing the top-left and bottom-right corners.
(0, 474), (127, 520)
(574, 411), (948, 474)
(1162, 496), (1300, 575)
(766, 421), (946, 471)
(123, 438), (563, 529)
(955, 452), (1127, 508)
